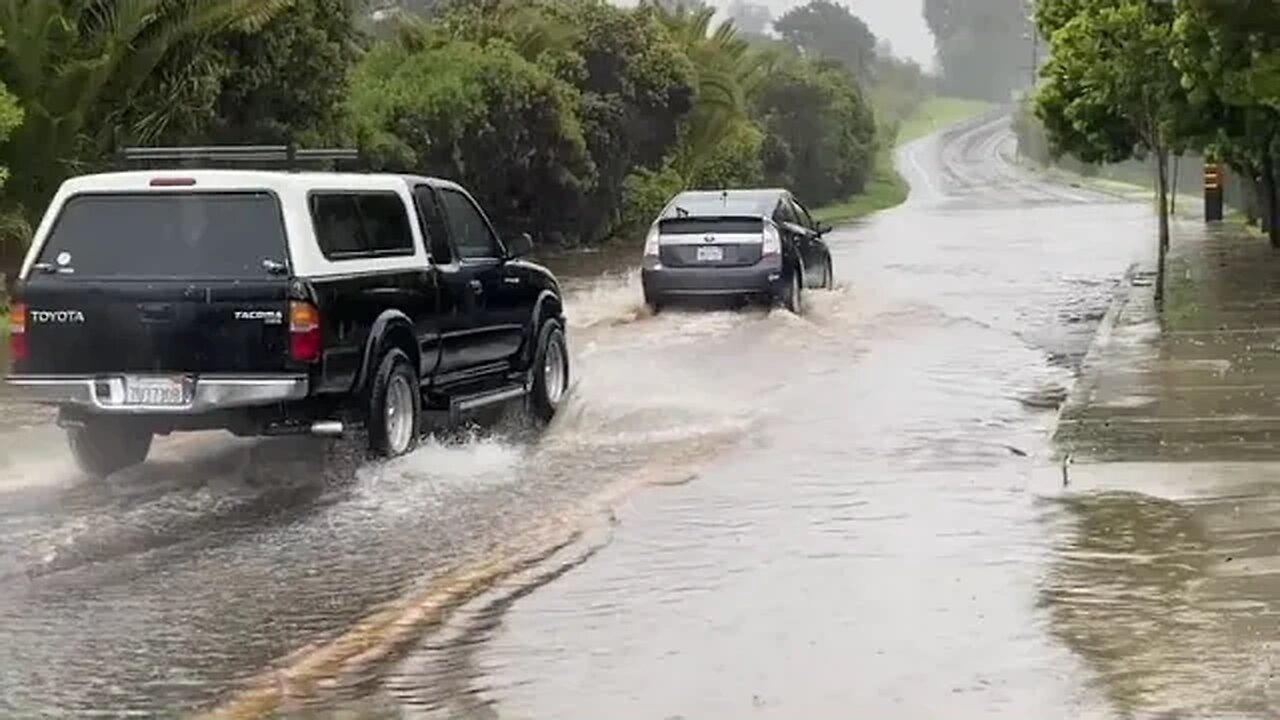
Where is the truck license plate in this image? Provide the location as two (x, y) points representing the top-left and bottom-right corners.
(123, 376), (187, 406)
(696, 246), (724, 262)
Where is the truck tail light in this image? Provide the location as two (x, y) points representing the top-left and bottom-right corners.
(8, 302), (26, 365)
(289, 301), (322, 364)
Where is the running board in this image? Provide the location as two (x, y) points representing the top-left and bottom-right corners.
(449, 384), (528, 421)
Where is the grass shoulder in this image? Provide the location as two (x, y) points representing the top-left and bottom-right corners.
(895, 97), (997, 146)
(811, 144), (908, 226)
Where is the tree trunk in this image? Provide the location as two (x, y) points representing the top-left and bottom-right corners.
(1155, 149), (1171, 309)
(1245, 172), (1262, 227)
(1263, 153), (1280, 249)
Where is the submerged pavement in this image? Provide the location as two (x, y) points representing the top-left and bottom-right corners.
(7, 113), (1276, 719)
(283, 116), (1210, 719)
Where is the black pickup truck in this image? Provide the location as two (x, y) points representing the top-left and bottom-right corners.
(6, 147), (571, 477)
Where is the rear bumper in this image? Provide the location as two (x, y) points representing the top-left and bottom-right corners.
(642, 256), (784, 299)
(4, 373), (309, 414)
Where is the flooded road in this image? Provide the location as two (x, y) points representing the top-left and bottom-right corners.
(3, 112), (1252, 719)
(338, 115), (1159, 720)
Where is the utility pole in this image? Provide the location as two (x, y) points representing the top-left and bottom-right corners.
(1028, 0), (1039, 88)
(1032, 32), (1039, 84)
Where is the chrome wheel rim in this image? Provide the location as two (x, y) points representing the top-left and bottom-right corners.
(385, 374), (415, 454)
(543, 333), (567, 406)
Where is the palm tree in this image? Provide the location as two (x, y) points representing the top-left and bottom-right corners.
(0, 0), (292, 217)
(396, 0), (580, 63)
(645, 1), (768, 184)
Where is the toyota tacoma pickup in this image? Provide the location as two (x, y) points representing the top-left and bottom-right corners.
(6, 146), (570, 477)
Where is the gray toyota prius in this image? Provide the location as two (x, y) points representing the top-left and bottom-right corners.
(640, 188), (834, 314)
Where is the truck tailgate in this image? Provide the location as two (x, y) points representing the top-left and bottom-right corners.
(12, 189), (294, 375)
(18, 279), (291, 374)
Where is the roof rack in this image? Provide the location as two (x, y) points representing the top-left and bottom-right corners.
(115, 144), (364, 172)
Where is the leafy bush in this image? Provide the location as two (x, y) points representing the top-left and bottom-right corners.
(753, 60), (876, 206)
(688, 120), (765, 189)
(349, 39), (595, 243)
(620, 164), (685, 240)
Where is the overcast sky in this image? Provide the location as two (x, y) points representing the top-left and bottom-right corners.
(609, 0), (938, 70)
(713, 0), (936, 69)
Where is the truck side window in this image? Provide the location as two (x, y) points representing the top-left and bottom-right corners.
(413, 185), (454, 264)
(310, 191), (414, 260)
(438, 189), (502, 261)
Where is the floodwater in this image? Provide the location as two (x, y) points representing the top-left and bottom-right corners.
(2, 113), (1265, 719)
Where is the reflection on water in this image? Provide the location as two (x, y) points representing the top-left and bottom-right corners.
(1044, 479), (1280, 717)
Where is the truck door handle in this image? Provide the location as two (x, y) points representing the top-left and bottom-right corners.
(469, 279), (483, 293)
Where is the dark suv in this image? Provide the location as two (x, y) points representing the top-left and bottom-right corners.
(6, 146), (571, 477)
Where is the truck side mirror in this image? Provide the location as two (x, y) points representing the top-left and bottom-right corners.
(816, 222), (833, 236)
(506, 232), (533, 259)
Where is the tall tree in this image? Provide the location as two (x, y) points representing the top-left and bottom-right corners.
(1035, 0), (1192, 306)
(350, 39), (595, 242)
(1174, 0), (1280, 246)
(0, 0), (291, 219)
(775, 0), (876, 81)
(0, 33), (22, 271)
(754, 58), (876, 205)
(425, 0), (696, 243)
(208, 0), (362, 144)
(542, 0), (696, 242)
(124, 0), (363, 146)
(648, 1), (766, 183)
(924, 0), (1034, 101)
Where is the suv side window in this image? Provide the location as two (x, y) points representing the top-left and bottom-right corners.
(311, 192), (415, 260)
(413, 185), (454, 265)
(438, 189), (502, 260)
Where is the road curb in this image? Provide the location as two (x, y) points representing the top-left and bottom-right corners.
(1051, 262), (1139, 455)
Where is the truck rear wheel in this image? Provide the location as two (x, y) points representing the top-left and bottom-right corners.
(529, 319), (570, 422)
(368, 348), (421, 458)
(68, 420), (153, 478)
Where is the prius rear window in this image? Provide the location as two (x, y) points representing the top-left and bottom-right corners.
(39, 192), (287, 279)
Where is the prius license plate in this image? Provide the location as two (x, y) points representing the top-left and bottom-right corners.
(123, 376), (188, 406)
(696, 246), (724, 262)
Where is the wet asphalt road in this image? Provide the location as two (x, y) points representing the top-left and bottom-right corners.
(0, 112), (1210, 718)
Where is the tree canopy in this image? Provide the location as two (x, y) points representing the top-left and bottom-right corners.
(924, 0), (1034, 102)
(1174, 0), (1280, 246)
(775, 0), (877, 82)
(0, 0), (887, 260)
(1032, 0), (1280, 304)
